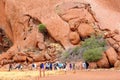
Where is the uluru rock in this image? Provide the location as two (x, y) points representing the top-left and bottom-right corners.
(0, 0), (120, 66)
(105, 47), (118, 66)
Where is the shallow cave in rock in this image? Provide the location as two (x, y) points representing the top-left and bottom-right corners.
(0, 28), (13, 54)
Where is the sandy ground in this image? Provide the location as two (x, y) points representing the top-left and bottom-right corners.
(0, 69), (120, 80)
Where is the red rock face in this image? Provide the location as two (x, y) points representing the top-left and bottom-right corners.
(0, 0), (120, 50)
(0, 0), (120, 66)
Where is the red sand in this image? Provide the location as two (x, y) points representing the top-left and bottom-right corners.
(38, 70), (120, 80)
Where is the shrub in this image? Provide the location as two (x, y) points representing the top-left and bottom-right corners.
(59, 34), (107, 62)
(83, 47), (103, 62)
(82, 34), (107, 62)
(38, 24), (47, 33)
(82, 35), (107, 49)
(59, 46), (84, 62)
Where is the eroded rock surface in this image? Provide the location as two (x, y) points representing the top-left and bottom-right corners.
(0, 0), (120, 68)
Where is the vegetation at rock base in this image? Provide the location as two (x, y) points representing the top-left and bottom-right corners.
(60, 34), (107, 62)
(82, 34), (107, 62)
(83, 47), (104, 62)
(59, 46), (85, 62)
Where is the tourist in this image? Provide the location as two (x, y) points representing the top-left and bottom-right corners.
(50, 62), (52, 70)
(8, 63), (13, 71)
(72, 63), (76, 73)
(32, 63), (36, 70)
(15, 63), (23, 70)
(82, 61), (89, 69)
(82, 62), (86, 69)
(39, 63), (45, 77)
(45, 62), (50, 70)
(53, 62), (58, 70)
(69, 63), (72, 70)
(85, 61), (89, 69)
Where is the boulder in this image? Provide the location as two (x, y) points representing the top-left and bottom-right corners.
(26, 57), (33, 63)
(114, 60), (120, 69)
(61, 8), (86, 22)
(119, 42), (120, 46)
(97, 53), (110, 68)
(0, 59), (14, 65)
(68, 18), (80, 31)
(113, 43), (119, 50)
(69, 31), (80, 45)
(105, 47), (118, 66)
(78, 23), (95, 38)
(33, 54), (45, 62)
(0, 52), (14, 61)
(117, 47), (120, 53)
(13, 55), (27, 62)
(106, 38), (116, 46)
(44, 53), (51, 60)
(26, 52), (35, 58)
(60, 7), (95, 23)
(0, 59), (8, 65)
(88, 62), (97, 69)
(117, 55), (120, 60)
(113, 35), (120, 42)
(17, 52), (27, 56)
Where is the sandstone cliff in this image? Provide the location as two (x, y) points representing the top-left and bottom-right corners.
(0, 0), (120, 68)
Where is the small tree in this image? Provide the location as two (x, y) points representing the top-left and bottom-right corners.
(83, 47), (103, 62)
(82, 34), (107, 62)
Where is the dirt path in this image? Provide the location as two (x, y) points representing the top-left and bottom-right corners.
(40, 70), (120, 80)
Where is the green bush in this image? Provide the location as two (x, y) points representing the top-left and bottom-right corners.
(38, 24), (47, 33)
(82, 35), (106, 49)
(83, 47), (103, 62)
(59, 34), (107, 62)
(82, 35), (107, 62)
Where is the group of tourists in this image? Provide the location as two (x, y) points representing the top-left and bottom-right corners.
(9, 61), (89, 77)
(8, 63), (23, 71)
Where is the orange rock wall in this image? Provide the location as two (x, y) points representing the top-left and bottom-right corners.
(0, 0), (120, 67)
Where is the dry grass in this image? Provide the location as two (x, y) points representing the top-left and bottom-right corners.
(0, 70), (38, 80)
(0, 69), (66, 80)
